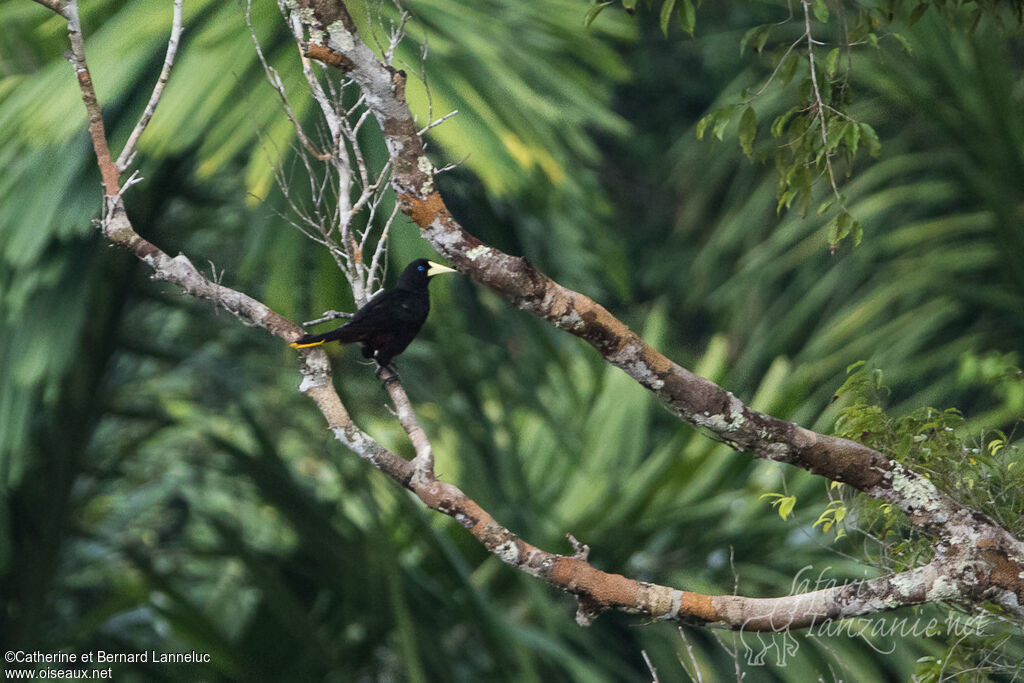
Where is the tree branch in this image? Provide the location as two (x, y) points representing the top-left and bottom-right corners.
(64, 0), (120, 194)
(283, 0), (1024, 612)
(296, 355), (988, 630)
(29, 0), (67, 18)
(116, 0), (184, 173)
(379, 366), (434, 479)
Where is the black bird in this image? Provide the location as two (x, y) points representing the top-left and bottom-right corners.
(290, 259), (456, 368)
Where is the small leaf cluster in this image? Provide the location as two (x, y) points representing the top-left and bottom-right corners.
(758, 482), (851, 542)
(812, 495), (848, 541)
(590, 0), (1024, 248)
(698, 8), (892, 248)
(759, 491), (797, 520)
(914, 628), (1024, 682)
(832, 361), (1024, 549)
(585, 0), (697, 35)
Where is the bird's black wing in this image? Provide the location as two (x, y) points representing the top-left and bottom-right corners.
(289, 289), (428, 355)
(335, 289), (414, 338)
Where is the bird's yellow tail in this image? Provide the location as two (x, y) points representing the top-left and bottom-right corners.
(289, 339), (326, 349)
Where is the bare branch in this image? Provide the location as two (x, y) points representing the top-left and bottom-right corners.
(378, 366), (433, 479)
(418, 109), (459, 136)
(29, 0), (67, 18)
(677, 628), (705, 683)
(755, 33), (805, 97)
(246, 1), (329, 161)
(64, 0), (119, 194)
(642, 650), (661, 683)
(302, 310), (354, 326)
(366, 201), (398, 294)
(116, 0), (184, 172)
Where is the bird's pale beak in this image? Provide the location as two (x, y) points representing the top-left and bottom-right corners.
(426, 261), (457, 277)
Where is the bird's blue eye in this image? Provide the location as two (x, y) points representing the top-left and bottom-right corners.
(418, 265), (425, 271)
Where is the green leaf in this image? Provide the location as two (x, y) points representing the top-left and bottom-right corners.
(740, 24), (771, 54)
(776, 188), (796, 214)
(828, 210), (854, 245)
(812, 510), (831, 529)
(679, 0), (696, 35)
(712, 106), (735, 141)
(755, 29), (770, 54)
(696, 113), (711, 140)
(777, 495), (796, 520)
(760, 492), (796, 520)
(770, 106), (799, 139)
(584, 2), (614, 27)
(846, 360), (867, 374)
(812, 0), (829, 23)
(740, 25), (766, 55)
(859, 122), (881, 156)
(826, 214), (840, 246)
(844, 120), (861, 156)
(851, 218), (863, 246)
(778, 52), (799, 86)
(824, 47), (840, 77)
(739, 106), (757, 158)
(892, 32), (913, 54)
(623, 0), (638, 9)
(909, 3), (928, 25)
(660, 0), (676, 37)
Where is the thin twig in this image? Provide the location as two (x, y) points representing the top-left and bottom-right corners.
(418, 109), (459, 135)
(116, 0), (184, 172)
(29, 0), (68, 18)
(302, 310), (354, 326)
(677, 628), (704, 683)
(801, 0), (841, 201)
(641, 650), (661, 683)
(754, 33), (805, 97)
(378, 365), (434, 479)
(246, 1), (329, 161)
(566, 533), (590, 561)
(64, 0), (120, 194)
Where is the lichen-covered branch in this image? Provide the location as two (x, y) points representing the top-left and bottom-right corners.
(291, 355), (991, 631)
(281, 0), (1024, 613)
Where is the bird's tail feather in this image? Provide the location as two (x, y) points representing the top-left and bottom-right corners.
(289, 326), (358, 349)
(289, 337), (326, 349)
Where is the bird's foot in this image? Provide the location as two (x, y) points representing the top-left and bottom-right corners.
(376, 363), (400, 386)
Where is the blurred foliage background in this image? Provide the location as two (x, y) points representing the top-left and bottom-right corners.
(1, 0), (1023, 680)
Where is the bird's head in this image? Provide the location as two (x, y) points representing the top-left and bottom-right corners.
(398, 258), (457, 290)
